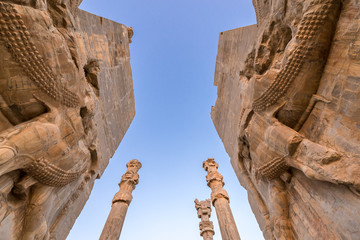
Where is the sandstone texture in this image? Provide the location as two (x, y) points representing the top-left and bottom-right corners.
(100, 159), (141, 240)
(0, 1), (134, 239)
(212, 0), (360, 239)
(194, 199), (215, 240)
(203, 158), (241, 240)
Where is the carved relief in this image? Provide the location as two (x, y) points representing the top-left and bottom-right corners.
(0, 2), (79, 108)
(112, 159), (141, 205)
(203, 158), (241, 240)
(0, 1), (135, 239)
(0, 1), (94, 238)
(194, 199), (215, 240)
(253, 0), (341, 127)
(212, 0), (360, 239)
(100, 159), (141, 240)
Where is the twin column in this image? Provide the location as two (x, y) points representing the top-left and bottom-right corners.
(99, 158), (240, 240)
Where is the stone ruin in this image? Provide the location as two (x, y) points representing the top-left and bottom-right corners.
(0, 0), (360, 239)
(100, 159), (142, 240)
(212, 0), (360, 239)
(203, 158), (241, 240)
(0, 0), (135, 239)
(194, 198), (215, 240)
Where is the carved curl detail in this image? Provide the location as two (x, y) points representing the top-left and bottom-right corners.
(206, 171), (224, 186)
(256, 157), (288, 180)
(25, 157), (87, 187)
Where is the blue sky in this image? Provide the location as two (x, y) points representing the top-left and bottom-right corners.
(68, 1), (263, 239)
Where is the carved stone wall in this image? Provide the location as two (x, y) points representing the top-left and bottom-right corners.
(0, 1), (134, 239)
(212, 0), (360, 239)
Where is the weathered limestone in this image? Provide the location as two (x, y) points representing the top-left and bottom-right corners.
(212, 0), (360, 239)
(0, 1), (135, 239)
(203, 158), (241, 240)
(100, 159), (141, 240)
(194, 199), (215, 240)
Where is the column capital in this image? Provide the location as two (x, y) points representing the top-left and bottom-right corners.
(114, 159), (142, 205)
(119, 171), (139, 187)
(195, 199), (212, 218)
(203, 158), (218, 171)
(202, 158), (241, 240)
(100, 159), (142, 240)
(126, 159), (142, 169)
(205, 171), (224, 187)
(119, 159), (141, 188)
(194, 199), (215, 239)
(204, 158), (225, 189)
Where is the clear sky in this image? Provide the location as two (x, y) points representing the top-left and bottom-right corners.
(68, 1), (264, 239)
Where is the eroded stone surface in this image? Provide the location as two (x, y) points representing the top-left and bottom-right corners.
(100, 159), (141, 240)
(194, 199), (215, 240)
(203, 158), (241, 240)
(212, 0), (360, 239)
(0, 1), (134, 239)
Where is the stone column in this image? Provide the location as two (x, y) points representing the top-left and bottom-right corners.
(194, 199), (215, 240)
(99, 159), (142, 240)
(203, 158), (241, 240)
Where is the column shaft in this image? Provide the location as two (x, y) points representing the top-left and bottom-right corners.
(100, 202), (129, 240)
(214, 198), (241, 240)
(202, 233), (214, 240)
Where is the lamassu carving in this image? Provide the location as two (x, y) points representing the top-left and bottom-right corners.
(212, 0), (360, 239)
(0, 0), (134, 239)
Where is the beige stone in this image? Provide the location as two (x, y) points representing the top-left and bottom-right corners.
(0, 1), (135, 239)
(212, 0), (360, 239)
(194, 199), (215, 240)
(100, 159), (141, 240)
(203, 158), (241, 240)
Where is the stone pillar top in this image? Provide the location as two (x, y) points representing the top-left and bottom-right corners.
(203, 158), (229, 204)
(203, 158), (218, 171)
(203, 158), (225, 188)
(203, 158), (240, 240)
(119, 159), (142, 188)
(100, 159), (141, 240)
(195, 199), (212, 219)
(194, 198), (215, 239)
(113, 159), (142, 205)
(126, 159), (142, 169)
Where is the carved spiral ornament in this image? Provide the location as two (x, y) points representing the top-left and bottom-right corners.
(25, 157), (87, 187)
(256, 157), (288, 180)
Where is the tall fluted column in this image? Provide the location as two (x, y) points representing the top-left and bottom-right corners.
(194, 199), (215, 240)
(100, 159), (142, 240)
(203, 158), (241, 240)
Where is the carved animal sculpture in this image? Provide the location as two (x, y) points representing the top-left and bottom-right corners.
(248, 0), (360, 189)
(0, 0), (99, 238)
(234, 0), (360, 239)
